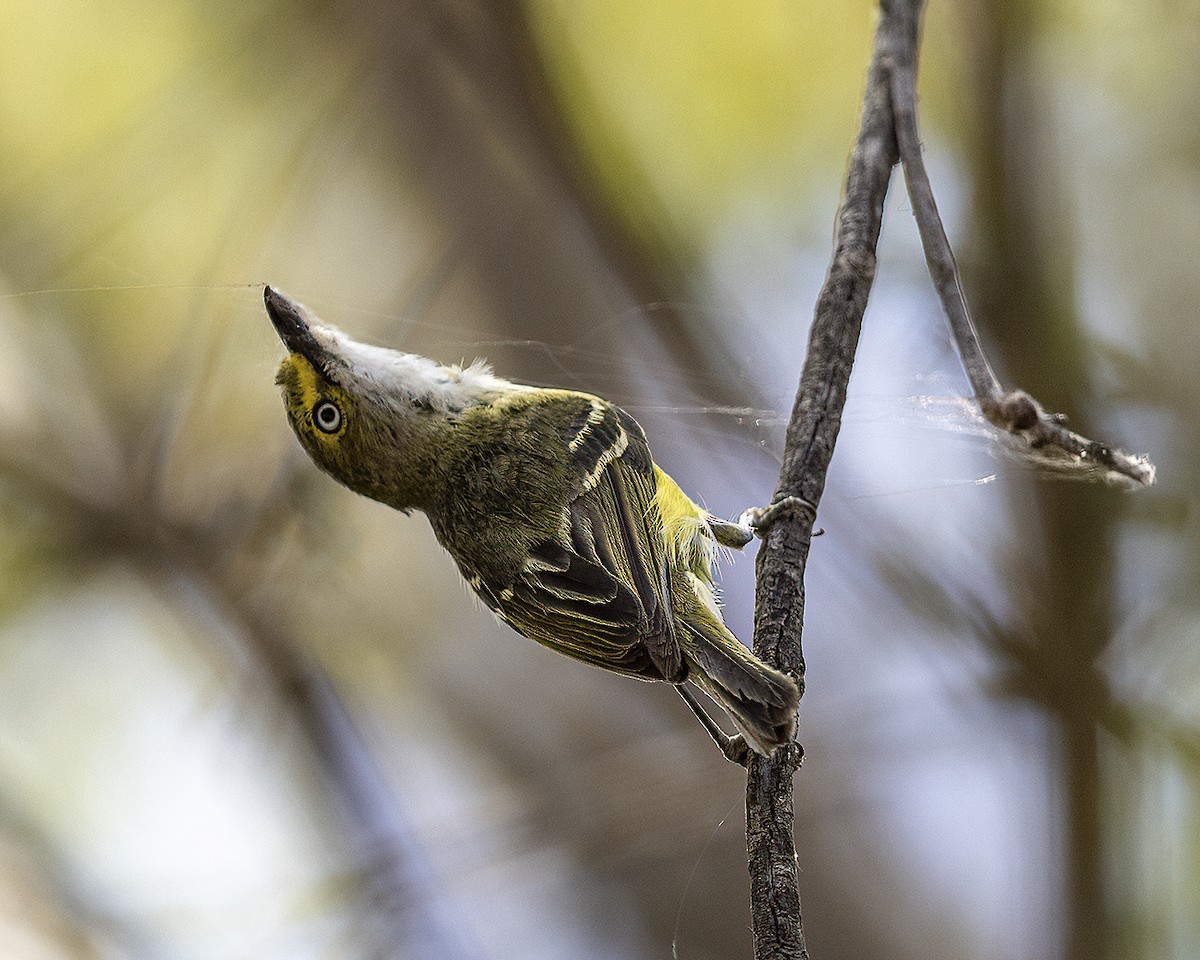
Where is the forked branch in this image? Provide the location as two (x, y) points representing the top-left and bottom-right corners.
(887, 47), (1156, 488)
(742, 0), (1154, 956)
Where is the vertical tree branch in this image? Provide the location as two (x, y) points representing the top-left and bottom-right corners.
(745, 2), (924, 957)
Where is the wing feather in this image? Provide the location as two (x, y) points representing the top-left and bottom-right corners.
(497, 398), (683, 681)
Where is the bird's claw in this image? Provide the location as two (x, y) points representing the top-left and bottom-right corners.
(737, 496), (821, 538)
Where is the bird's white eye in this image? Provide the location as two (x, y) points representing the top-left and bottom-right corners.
(313, 399), (343, 434)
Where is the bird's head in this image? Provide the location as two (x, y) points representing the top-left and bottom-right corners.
(264, 285), (508, 510)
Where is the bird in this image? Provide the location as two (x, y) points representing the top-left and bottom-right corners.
(265, 286), (799, 759)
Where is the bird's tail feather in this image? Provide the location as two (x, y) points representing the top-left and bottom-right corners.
(680, 619), (799, 756)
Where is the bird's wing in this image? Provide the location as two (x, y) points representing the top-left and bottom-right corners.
(502, 398), (682, 681)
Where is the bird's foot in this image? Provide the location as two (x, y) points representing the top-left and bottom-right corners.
(676, 686), (752, 766)
(737, 495), (821, 539)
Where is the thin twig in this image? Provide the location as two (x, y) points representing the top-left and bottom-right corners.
(744, 2), (925, 957)
(887, 54), (1156, 488)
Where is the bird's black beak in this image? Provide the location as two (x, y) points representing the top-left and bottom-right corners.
(264, 286), (338, 377)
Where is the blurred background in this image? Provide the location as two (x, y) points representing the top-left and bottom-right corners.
(0, 0), (1195, 958)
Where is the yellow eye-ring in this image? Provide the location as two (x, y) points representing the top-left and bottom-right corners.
(313, 399), (343, 434)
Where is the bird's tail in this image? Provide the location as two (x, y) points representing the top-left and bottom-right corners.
(680, 615), (799, 756)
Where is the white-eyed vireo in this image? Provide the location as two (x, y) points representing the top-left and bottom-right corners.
(266, 286), (799, 757)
